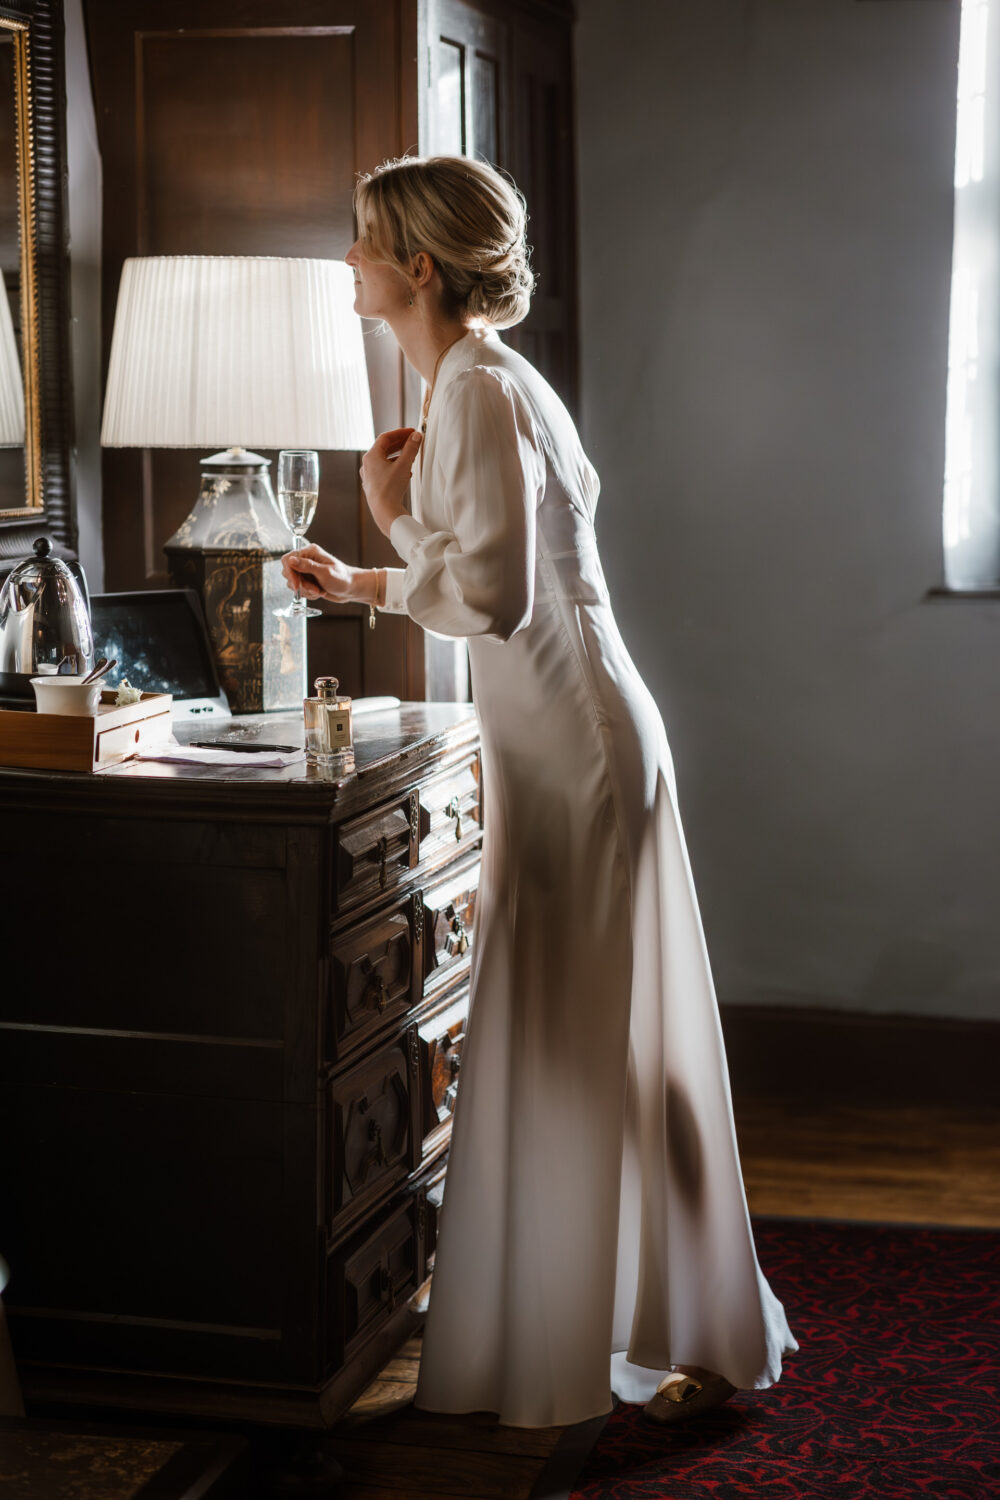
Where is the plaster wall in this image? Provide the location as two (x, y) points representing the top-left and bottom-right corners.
(574, 0), (1000, 1019)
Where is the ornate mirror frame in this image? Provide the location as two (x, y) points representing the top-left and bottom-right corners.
(0, 0), (73, 562)
(0, 14), (38, 517)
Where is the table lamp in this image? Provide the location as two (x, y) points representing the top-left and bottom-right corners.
(0, 287), (24, 448)
(100, 255), (375, 713)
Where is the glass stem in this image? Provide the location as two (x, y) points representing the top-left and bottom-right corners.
(293, 533), (304, 608)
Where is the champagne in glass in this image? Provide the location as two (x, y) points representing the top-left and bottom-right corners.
(274, 449), (322, 619)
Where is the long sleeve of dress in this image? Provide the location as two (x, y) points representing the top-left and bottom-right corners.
(380, 365), (546, 643)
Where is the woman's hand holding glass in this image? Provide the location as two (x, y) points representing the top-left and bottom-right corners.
(280, 543), (381, 606)
(279, 426), (418, 610)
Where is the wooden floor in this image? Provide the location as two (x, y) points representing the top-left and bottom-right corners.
(323, 1099), (1000, 1499)
(736, 1098), (1000, 1229)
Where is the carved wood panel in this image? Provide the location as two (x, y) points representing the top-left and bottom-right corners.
(422, 854), (479, 990)
(326, 1026), (421, 1237)
(417, 982), (470, 1152)
(333, 790), (419, 914)
(417, 749), (483, 864)
(328, 890), (424, 1064)
(327, 1194), (421, 1370)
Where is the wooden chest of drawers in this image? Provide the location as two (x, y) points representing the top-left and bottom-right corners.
(0, 703), (482, 1427)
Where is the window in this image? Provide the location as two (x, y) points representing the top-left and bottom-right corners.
(943, 0), (999, 589)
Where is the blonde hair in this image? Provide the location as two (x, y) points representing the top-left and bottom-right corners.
(353, 155), (535, 329)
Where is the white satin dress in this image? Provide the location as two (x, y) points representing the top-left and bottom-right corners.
(377, 326), (798, 1428)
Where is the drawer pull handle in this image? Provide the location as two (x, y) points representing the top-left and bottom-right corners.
(368, 1118), (388, 1167)
(444, 796), (463, 842)
(361, 957), (389, 1014)
(379, 1263), (396, 1311)
(445, 914), (470, 957)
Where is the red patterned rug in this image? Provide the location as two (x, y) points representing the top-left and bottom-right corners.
(569, 1217), (1000, 1499)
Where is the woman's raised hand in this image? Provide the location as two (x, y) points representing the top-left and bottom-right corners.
(280, 542), (377, 604)
(360, 427), (423, 537)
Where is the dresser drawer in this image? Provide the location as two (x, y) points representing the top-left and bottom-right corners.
(418, 752), (483, 869)
(331, 754), (482, 918)
(333, 790), (420, 914)
(326, 1193), (422, 1372)
(327, 1027), (421, 1240)
(417, 986), (470, 1160)
(422, 857), (480, 995)
(328, 892), (424, 1064)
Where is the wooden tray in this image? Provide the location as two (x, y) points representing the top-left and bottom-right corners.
(0, 690), (173, 771)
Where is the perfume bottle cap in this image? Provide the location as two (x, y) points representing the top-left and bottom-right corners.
(315, 676), (342, 701)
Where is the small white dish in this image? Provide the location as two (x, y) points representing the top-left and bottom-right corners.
(30, 674), (103, 717)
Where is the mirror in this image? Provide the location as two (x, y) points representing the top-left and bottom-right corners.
(0, 17), (37, 518)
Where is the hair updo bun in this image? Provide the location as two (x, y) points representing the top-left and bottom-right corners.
(353, 155), (536, 329)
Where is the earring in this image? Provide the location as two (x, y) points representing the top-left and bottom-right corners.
(408, 287), (415, 307)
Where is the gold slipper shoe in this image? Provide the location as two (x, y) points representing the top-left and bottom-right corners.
(640, 1365), (738, 1425)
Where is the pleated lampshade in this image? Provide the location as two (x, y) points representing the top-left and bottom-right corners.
(0, 288), (25, 448)
(100, 255), (375, 451)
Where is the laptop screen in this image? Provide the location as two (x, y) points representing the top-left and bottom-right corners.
(90, 588), (228, 709)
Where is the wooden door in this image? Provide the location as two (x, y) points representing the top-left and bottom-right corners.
(421, 0), (577, 699)
(425, 0), (577, 413)
(85, 0), (426, 700)
(508, 4), (578, 412)
(428, 0), (508, 166)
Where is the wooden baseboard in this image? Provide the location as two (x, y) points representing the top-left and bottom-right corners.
(720, 1004), (1000, 1110)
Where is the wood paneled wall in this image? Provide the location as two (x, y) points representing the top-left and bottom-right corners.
(85, 0), (577, 701)
(85, 0), (425, 699)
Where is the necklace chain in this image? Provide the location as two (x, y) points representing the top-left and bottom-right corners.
(420, 330), (468, 433)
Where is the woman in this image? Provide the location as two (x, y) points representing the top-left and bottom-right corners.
(282, 155), (798, 1429)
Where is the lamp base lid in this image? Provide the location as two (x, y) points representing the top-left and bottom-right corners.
(200, 447), (271, 471)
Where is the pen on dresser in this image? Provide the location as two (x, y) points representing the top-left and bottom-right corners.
(188, 741), (300, 753)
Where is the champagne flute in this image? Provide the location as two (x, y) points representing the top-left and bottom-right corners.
(274, 449), (322, 619)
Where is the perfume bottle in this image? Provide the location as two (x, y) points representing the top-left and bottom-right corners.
(304, 676), (355, 772)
